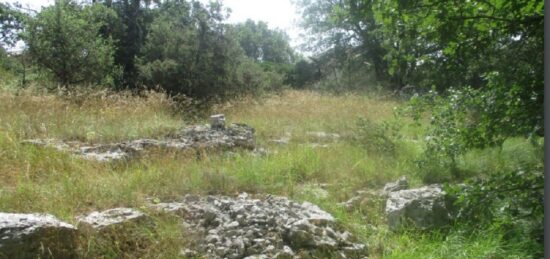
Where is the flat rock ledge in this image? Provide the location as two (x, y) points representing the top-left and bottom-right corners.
(22, 119), (257, 162)
(150, 193), (367, 258)
(76, 208), (148, 231)
(0, 213), (77, 258)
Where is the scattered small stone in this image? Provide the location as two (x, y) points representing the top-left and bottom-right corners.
(80, 144), (130, 161)
(274, 245), (295, 258)
(181, 248), (198, 257)
(341, 243), (368, 258)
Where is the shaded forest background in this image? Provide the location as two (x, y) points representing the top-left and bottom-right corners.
(1, 1), (543, 105)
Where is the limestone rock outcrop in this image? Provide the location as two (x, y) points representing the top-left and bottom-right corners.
(385, 185), (450, 231)
(76, 208), (147, 230)
(22, 115), (256, 162)
(0, 213), (77, 258)
(149, 193), (367, 258)
(382, 176), (409, 194)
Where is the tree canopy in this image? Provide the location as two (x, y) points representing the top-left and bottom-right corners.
(1, 0), (297, 99)
(25, 1), (119, 86)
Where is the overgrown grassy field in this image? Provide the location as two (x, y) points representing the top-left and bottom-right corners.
(0, 89), (539, 258)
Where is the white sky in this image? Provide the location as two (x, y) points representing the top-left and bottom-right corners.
(5, 0), (305, 52)
(223, 0), (302, 47)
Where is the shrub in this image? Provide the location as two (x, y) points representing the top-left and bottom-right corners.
(405, 72), (544, 256)
(406, 72), (543, 180)
(446, 166), (543, 257)
(25, 1), (120, 87)
(352, 117), (401, 155)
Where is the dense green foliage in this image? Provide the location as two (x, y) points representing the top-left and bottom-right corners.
(405, 82), (542, 182)
(0, 2), (26, 48)
(297, 0), (543, 255)
(296, 0), (543, 92)
(137, 1), (241, 99)
(232, 19), (296, 89)
(25, 1), (119, 86)
(233, 19), (294, 64)
(286, 59), (319, 88)
(297, 0), (544, 165)
(1, 0), (296, 99)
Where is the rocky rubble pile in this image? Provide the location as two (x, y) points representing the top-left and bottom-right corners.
(0, 194), (367, 258)
(150, 193), (367, 258)
(22, 114), (257, 161)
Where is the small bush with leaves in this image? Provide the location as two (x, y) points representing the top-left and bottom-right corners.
(406, 72), (543, 180)
(404, 73), (544, 256)
(446, 166), (543, 257)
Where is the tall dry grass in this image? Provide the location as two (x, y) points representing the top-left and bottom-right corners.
(0, 88), (182, 142)
(215, 90), (402, 141)
(0, 88), (531, 258)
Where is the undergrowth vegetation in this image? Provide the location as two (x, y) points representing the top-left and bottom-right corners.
(0, 89), (542, 258)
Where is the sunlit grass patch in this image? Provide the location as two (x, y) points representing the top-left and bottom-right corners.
(0, 89), (538, 258)
(0, 88), (182, 142)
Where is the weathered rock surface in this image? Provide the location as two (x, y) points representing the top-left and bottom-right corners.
(339, 176), (409, 212)
(385, 185), (450, 231)
(149, 193), (367, 258)
(76, 208), (147, 230)
(22, 120), (256, 162)
(382, 176), (409, 194)
(0, 213), (77, 258)
(210, 114), (226, 130)
(177, 123), (256, 150)
(76, 208), (153, 253)
(80, 144), (133, 161)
